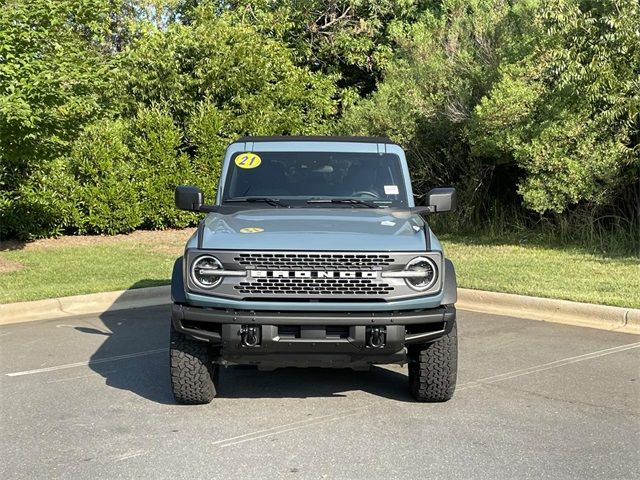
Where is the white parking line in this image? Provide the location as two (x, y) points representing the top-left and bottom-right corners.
(113, 449), (148, 462)
(217, 409), (365, 448)
(211, 408), (368, 448)
(457, 341), (640, 390)
(5, 348), (167, 377)
(210, 340), (640, 449)
(46, 370), (117, 384)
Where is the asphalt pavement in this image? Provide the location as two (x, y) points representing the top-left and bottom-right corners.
(1, 306), (638, 479)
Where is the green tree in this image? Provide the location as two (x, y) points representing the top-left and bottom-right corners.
(472, 0), (640, 214)
(180, 1), (424, 95)
(0, 0), (122, 237)
(341, 0), (639, 236)
(68, 118), (142, 235)
(339, 0), (512, 222)
(118, 6), (337, 132)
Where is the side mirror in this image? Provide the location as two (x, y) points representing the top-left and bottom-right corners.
(175, 186), (204, 211)
(426, 187), (456, 213)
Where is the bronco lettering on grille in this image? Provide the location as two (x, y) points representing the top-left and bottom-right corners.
(250, 270), (378, 279)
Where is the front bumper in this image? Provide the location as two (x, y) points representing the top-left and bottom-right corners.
(172, 303), (455, 367)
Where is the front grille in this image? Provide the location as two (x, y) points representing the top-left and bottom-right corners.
(233, 252), (395, 270)
(231, 252), (396, 297)
(189, 250), (441, 301)
(235, 277), (393, 296)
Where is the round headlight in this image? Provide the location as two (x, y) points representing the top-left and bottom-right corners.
(190, 255), (224, 289)
(404, 256), (438, 291)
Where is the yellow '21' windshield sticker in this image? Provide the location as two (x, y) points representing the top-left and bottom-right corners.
(240, 227), (264, 234)
(234, 153), (262, 169)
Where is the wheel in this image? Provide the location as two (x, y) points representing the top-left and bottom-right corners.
(169, 323), (219, 404)
(408, 320), (457, 402)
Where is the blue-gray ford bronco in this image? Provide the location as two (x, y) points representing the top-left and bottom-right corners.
(171, 136), (458, 404)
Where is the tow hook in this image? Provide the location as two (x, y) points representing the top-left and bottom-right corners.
(240, 325), (260, 347)
(367, 326), (386, 348)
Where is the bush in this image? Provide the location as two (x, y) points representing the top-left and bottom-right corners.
(185, 102), (227, 203)
(68, 119), (143, 235)
(0, 159), (76, 240)
(129, 107), (199, 229)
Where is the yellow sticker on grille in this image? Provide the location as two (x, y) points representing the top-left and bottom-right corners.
(234, 153), (262, 169)
(240, 227), (264, 234)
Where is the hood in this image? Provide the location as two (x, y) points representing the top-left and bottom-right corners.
(199, 208), (428, 251)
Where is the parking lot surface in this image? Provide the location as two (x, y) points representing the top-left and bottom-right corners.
(1, 306), (638, 479)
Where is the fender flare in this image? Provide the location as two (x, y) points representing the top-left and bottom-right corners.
(171, 256), (187, 304)
(441, 258), (457, 305)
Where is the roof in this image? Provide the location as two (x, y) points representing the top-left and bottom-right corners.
(234, 135), (396, 144)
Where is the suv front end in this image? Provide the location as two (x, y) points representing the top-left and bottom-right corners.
(169, 136), (458, 404)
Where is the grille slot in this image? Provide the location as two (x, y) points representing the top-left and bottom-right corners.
(325, 326), (350, 339)
(235, 277), (393, 296)
(276, 326), (350, 339)
(233, 253), (395, 271)
(278, 325), (301, 339)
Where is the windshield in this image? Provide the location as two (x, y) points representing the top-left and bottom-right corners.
(222, 151), (408, 207)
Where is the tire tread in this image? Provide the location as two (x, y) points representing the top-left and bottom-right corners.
(169, 324), (218, 404)
(408, 322), (457, 402)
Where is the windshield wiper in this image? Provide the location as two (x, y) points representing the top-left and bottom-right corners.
(225, 197), (287, 207)
(306, 198), (378, 208)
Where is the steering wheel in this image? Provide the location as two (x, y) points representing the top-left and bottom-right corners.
(351, 190), (379, 199)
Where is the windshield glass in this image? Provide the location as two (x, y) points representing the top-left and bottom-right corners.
(222, 151), (408, 207)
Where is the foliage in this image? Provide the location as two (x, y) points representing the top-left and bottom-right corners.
(1, 2), (338, 239)
(339, 0), (513, 221)
(118, 6), (338, 128)
(185, 1), (424, 95)
(472, 0), (640, 213)
(0, 0), (637, 250)
(0, 0), (115, 168)
(0, 0), (120, 238)
(128, 107), (197, 230)
(339, 0), (639, 249)
(67, 119), (142, 234)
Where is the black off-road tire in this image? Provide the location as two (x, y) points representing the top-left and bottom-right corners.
(408, 321), (457, 402)
(170, 323), (219, 404)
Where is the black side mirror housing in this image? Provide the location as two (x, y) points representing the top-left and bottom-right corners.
(175, 186), (204, 211)
(426, 187), (457, 213)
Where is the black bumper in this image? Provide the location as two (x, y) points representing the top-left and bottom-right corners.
(172, 304), (455, 367)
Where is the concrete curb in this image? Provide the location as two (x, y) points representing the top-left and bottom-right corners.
(457, 289), (640, 334)
(0, 285), (638, 334)
(0, 286), (170, 326)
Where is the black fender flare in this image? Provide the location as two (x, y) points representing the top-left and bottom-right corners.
(171, 256), (187, 304)
(441, 258), (457, 305)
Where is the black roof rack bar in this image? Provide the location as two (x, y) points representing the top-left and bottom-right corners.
(234, 135), (396, 144)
